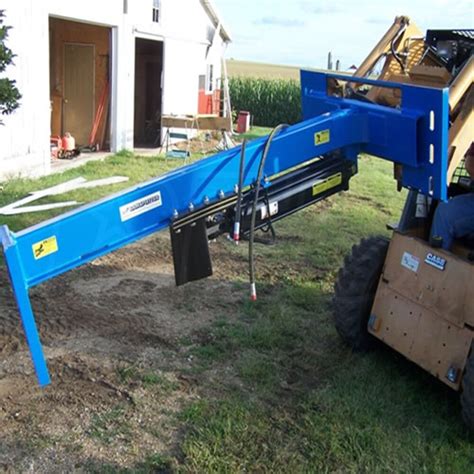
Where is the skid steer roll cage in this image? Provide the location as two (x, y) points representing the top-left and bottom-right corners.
(0, 71), (449, 386)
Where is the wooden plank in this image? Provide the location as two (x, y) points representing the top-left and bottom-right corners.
(161, 115), (232, 131)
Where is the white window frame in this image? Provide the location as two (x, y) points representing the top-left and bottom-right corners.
(152, 0), (160, 23)
(205, 64), (214, 95)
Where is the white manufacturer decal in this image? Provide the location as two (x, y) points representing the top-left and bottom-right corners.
(425, 252), (447, 271)
(401, 252), (420, 273)
(119, 191), (163, 222)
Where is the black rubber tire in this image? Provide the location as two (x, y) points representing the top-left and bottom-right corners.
(333, 236), (389, 351)
(461, 345), (474, 432)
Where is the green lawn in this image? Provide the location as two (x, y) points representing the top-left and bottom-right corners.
(1, 134), (472, 472)
(176, 155), (473, 472)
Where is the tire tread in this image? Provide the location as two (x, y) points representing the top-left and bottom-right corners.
(333, 236), (389, 351)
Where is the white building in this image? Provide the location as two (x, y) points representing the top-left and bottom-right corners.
(0, 0), (231, 180)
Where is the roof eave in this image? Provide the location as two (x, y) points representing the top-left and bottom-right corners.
(200, 0), (232, 43)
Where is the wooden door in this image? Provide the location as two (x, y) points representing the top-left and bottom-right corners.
(63, 44), (94, 145)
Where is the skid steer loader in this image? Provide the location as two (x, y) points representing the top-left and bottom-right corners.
(333, 18), (474, 430)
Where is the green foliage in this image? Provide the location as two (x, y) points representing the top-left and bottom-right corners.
(0, 10), (21, 119)
(229, 77), (301, 127)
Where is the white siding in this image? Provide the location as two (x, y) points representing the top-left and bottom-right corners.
(0, 0), (227, 181)
(162, 39), (206, 116)
(0, 0), (50, 179)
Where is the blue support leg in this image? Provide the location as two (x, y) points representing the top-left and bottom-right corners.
(1, 226), (51, 386)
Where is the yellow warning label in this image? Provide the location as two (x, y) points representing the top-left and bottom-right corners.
(312, 173), (342, 196)
(314, 129), (330, 146)
(32, 236), (58, 260)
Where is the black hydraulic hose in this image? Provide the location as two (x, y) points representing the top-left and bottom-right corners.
(390, 23), (408, 74)
(233, 139), (247, 243)
(249, 124), (288, 301)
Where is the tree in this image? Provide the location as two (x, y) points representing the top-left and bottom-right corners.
(0, 9), (21, 120)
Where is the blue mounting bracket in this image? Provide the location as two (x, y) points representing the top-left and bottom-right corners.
(301, 71), (449, 201)
(0, 70), (449, 386)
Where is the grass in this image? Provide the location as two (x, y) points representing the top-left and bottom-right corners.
(1, 132), (472, 471)
(176, 154), (474, 471)
(88, 405), (132, 445)
(239, 126), (272, 141)
(116, 365), (179, 392)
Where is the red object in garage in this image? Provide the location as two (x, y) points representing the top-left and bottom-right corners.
(237, 111), (250, 134)
(62, 132), (76, 151)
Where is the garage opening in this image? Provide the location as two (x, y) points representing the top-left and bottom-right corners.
(49, 18), (111, 151)
(134, 38), (163, 148)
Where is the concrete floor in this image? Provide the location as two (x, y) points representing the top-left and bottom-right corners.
(50, 151), (112, 174)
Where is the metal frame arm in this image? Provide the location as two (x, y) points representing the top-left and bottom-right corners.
(1, 70), (449, 386)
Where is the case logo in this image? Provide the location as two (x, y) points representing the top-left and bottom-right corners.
(425, 252), (446, 271)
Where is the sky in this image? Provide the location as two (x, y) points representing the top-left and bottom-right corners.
(212, 0), (474, 69)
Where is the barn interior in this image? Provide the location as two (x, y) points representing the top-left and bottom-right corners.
(49, 17), (111, 151)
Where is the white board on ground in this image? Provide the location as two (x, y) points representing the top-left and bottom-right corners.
(0, 176), (129, 215)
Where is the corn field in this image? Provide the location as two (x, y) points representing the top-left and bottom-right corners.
(229, 77), (302, 127)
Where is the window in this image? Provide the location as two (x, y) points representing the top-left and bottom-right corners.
(206, 64), (214, 94)
(152, 0), (160, 23)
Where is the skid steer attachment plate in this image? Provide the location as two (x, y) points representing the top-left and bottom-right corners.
(301, 71), (449, 201)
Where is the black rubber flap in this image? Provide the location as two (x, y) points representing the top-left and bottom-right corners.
(170, 218), (213, 286)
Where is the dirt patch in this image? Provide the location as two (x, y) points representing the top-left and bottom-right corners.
(0, 233), (247, 471)
(0, 206), (327, 471)
(174, 131), (232, 155)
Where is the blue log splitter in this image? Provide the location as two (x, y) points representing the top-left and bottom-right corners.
(0, 72), (449, 386)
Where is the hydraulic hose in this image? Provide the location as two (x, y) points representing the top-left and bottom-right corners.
(233, 139), (247, 243)
(390, 23), (408, 74)
(249, 124), (288, 301)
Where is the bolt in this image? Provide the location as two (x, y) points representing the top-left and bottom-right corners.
(172, 209), (179, 219)
(218, 190), (225, 199)
(188, 202), (195, 212)
(234, 184), (239, 193)
(203, 196), (210, 205)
